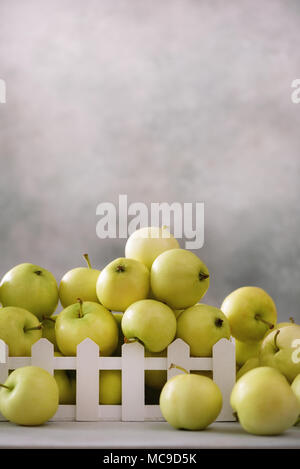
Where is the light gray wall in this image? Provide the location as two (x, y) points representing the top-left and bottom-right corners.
(1, 0), (300, 321)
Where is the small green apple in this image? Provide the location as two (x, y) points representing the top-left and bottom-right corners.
(231, 366), (300, 435)
(41, 315), (60, 352)
(125, 226), (180, 270)
(59, 254), (101, 308)
(55, 300), (119, 356)
(0, 366), (59, 425)
(0, 263), (59, 320)
(99, 370), (122, 404)
(0, 306), (42, 356)
(259, 324), (300, 382)
(236, 357), (261, 380)
(160, 373), (222, 430)
(235, 339), (262, 367)
(121, 299), (176, 352)
(96, 258), (150, 312)
(150, 249), (209, 310)
(221, 286), (277, 342)
(145, 349), (167, 390)
(176, 304), (231, 357)
(291, 374), (300, 425)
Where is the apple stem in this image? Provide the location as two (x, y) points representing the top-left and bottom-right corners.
(83, 253), (92, 269)
(124, 337), (137, 344)
(34, 270), (43, 276)
(24, 325), (42, 332)
(42, 315), (56, 323)
(289, 317), (295, 324)
(169, 363), (189, 374)
(77, 298), (83, 318)
(274, 329), (280, 352)
(255, 314), (274, 330)
(0, 383), (10, 390)
(199, 271), (209, 281)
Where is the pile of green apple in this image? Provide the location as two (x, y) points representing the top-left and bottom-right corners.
(0, 226), (299, 434)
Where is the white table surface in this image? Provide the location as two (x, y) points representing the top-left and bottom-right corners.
(0, 421), (299, 449)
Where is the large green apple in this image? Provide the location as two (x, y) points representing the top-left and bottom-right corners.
(160, 373), (222, 430)
(99, 370), (122, 404)
(55, 300), (118, 356)
(0, 366), (59, 425)
(259, 324), (300, 382)
(41, 315), (60, 352)
(291, 374), (300, 424)
(221, 286), (277, 342)
(231, 366), (300, 435)
(0, 306), (42, 356)
(121, 299), (176, 352)
(59, 254), (101, 308)
(125, 226), (180, 270)
(150, 249), (209, 309)
(0, 263), (59, 320)
(235, 339), (262, 367)
(96, 257), (150, 312)
(176, 304), (231, 357)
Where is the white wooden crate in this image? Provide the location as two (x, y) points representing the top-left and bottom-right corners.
(0, 337), (236, 422)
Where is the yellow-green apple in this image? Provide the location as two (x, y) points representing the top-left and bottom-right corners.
(176, 304), (231, 357)
(160, 373), (222, 430)
(112, 312), (124, 356)
(150, 249), (209, 309)
(221, 286), (277, 342)
(230, 366), (299, 435)
(259, 325), (300, 382)
(96, 258), (150, 312)
(41, 315), (60, 352)
(59, 254), (101, 308)
(121, 299), (176, 352)
(53, 352), (76, 405)
(55, 300), (118, 356)
(99, 370), (121, 404)
(0, 306), (42, 356)
(236, 357), (261, 380)
(291, 374), (300, 424)
(0, 366), (59, 425)
(0, 263), (59, 320)
(125, 226), (180, 270)
(235, 339), (262, 367)
(145, 349), (167, 390)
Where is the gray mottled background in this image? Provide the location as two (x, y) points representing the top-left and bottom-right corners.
(1, 0), (300, 320)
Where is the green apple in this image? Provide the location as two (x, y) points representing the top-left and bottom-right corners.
(221, 286), (277, 342)
(55, 300), (118, 356)
(99, 370), (122, 404)
(125, 226), (180, 270)
(160, 373), (222, 430)
(236, 357), (261, 380)
(259, 324), (300, 382)
(0, 306), (42, 356)
(0, 263), (59, 320)
(41, 315), (60, 352)
(150, 249), (210, 309)
(145, 349), (167, 390)
(291, 374), (300, 424)
(231, 366), (300, 435)
(59, 254), (101, 308)
(96, 258), (150, 312)
(0, 366), (59, 425)
(176, 304), (231, 357)
(121, 299), (176, 352)
(112, 312), (124, 357)
(235, 339), (262, 367)
(53, 351), (76, 405)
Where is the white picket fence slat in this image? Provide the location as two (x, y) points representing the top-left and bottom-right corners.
(0, 337), (236, 422)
